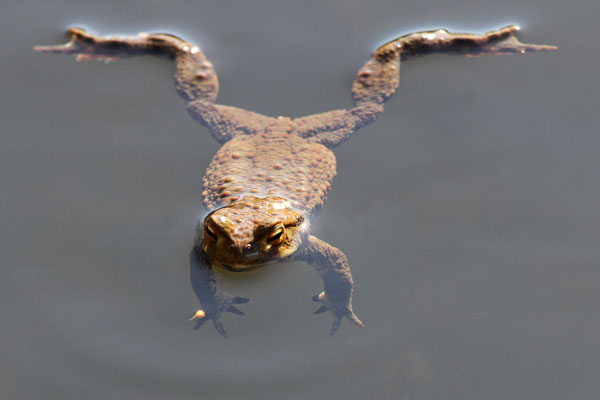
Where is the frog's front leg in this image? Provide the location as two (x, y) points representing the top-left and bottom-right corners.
(189, 243), (249, 337)
(296, 235), (364, 335)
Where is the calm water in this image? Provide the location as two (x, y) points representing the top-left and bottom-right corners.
(2, 0), (599, 399)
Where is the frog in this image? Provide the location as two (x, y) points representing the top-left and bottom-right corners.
(35, 25), (555, 336)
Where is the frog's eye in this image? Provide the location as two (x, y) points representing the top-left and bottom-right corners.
(267, 226), (285, 245)
(205, 224), (218, 241)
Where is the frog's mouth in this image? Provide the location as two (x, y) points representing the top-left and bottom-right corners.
(218, 262), (266, 272)
(210, 242), (274, 271)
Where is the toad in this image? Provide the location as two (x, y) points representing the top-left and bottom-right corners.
(35, 26), (555, 336)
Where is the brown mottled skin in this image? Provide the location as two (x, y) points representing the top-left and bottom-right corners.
(35, 26), (555, 336)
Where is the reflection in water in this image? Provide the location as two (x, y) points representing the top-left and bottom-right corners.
(34, 26), (555, 337)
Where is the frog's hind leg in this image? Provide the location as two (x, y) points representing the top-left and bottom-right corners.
(294, 25), (556, 148)
(35, 27), (219, 102)
(185, 103), (276, 144)
(35, 27), (265, 142)
(293, 106), (382, 148)
(351, 25), (556, 106)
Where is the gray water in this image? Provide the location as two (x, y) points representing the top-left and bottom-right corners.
(2, 0), (599, 399)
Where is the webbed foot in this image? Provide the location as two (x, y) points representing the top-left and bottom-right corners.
(377, 25), (557, 60)
(190, 294), (249, 337)
(312, 291), (364, 335)
(34, 28), (122, 62)
(34, 27), (185, 62)
(452, 25), (558, 57)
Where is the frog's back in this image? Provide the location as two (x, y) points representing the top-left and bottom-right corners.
(202, 120), (336, 217)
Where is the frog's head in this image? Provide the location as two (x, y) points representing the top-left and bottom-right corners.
(198, 196), (307, 270)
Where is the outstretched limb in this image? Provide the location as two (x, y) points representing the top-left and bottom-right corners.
(294, 25), (556, 147)
(35, 27), (219, 102)
(189, 243), (249, 337)
(35, 28), (274, 141)
(186, 102), (276, 144)
(295, 235), (364, 335)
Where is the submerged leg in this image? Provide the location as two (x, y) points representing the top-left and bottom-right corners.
(295, 25), (556, 147)
(296, 235), (364, 335)
(189, 243), (249, 337)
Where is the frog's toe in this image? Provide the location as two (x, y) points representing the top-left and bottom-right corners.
(329, 308), (364, 335)
(34, 27), (125, 62)
(190, 309), (208, 330)
(346, 310), (364, 328)
(313, 304), (329, 314)
(212, 319), (228, 338)
(475, 26), (558, 56)
(189, 293), (248, 336)
(189, 308), (229, 337)
(192, 318), (207, 330)
(33, 43), (69, 53)
(330, 316), (343, 336)
(34, 27), (87, 54)
(74, 54), (120, 63)
(328, 310), (364, 335)
(312, 291), (364, 335)
(226, 305), (245, 316)
(232, 296), (250, 304)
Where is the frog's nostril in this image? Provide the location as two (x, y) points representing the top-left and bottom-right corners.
(233, 243), (253, 255)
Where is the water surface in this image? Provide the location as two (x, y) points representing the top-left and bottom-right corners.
(2, 0), (599, 399)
